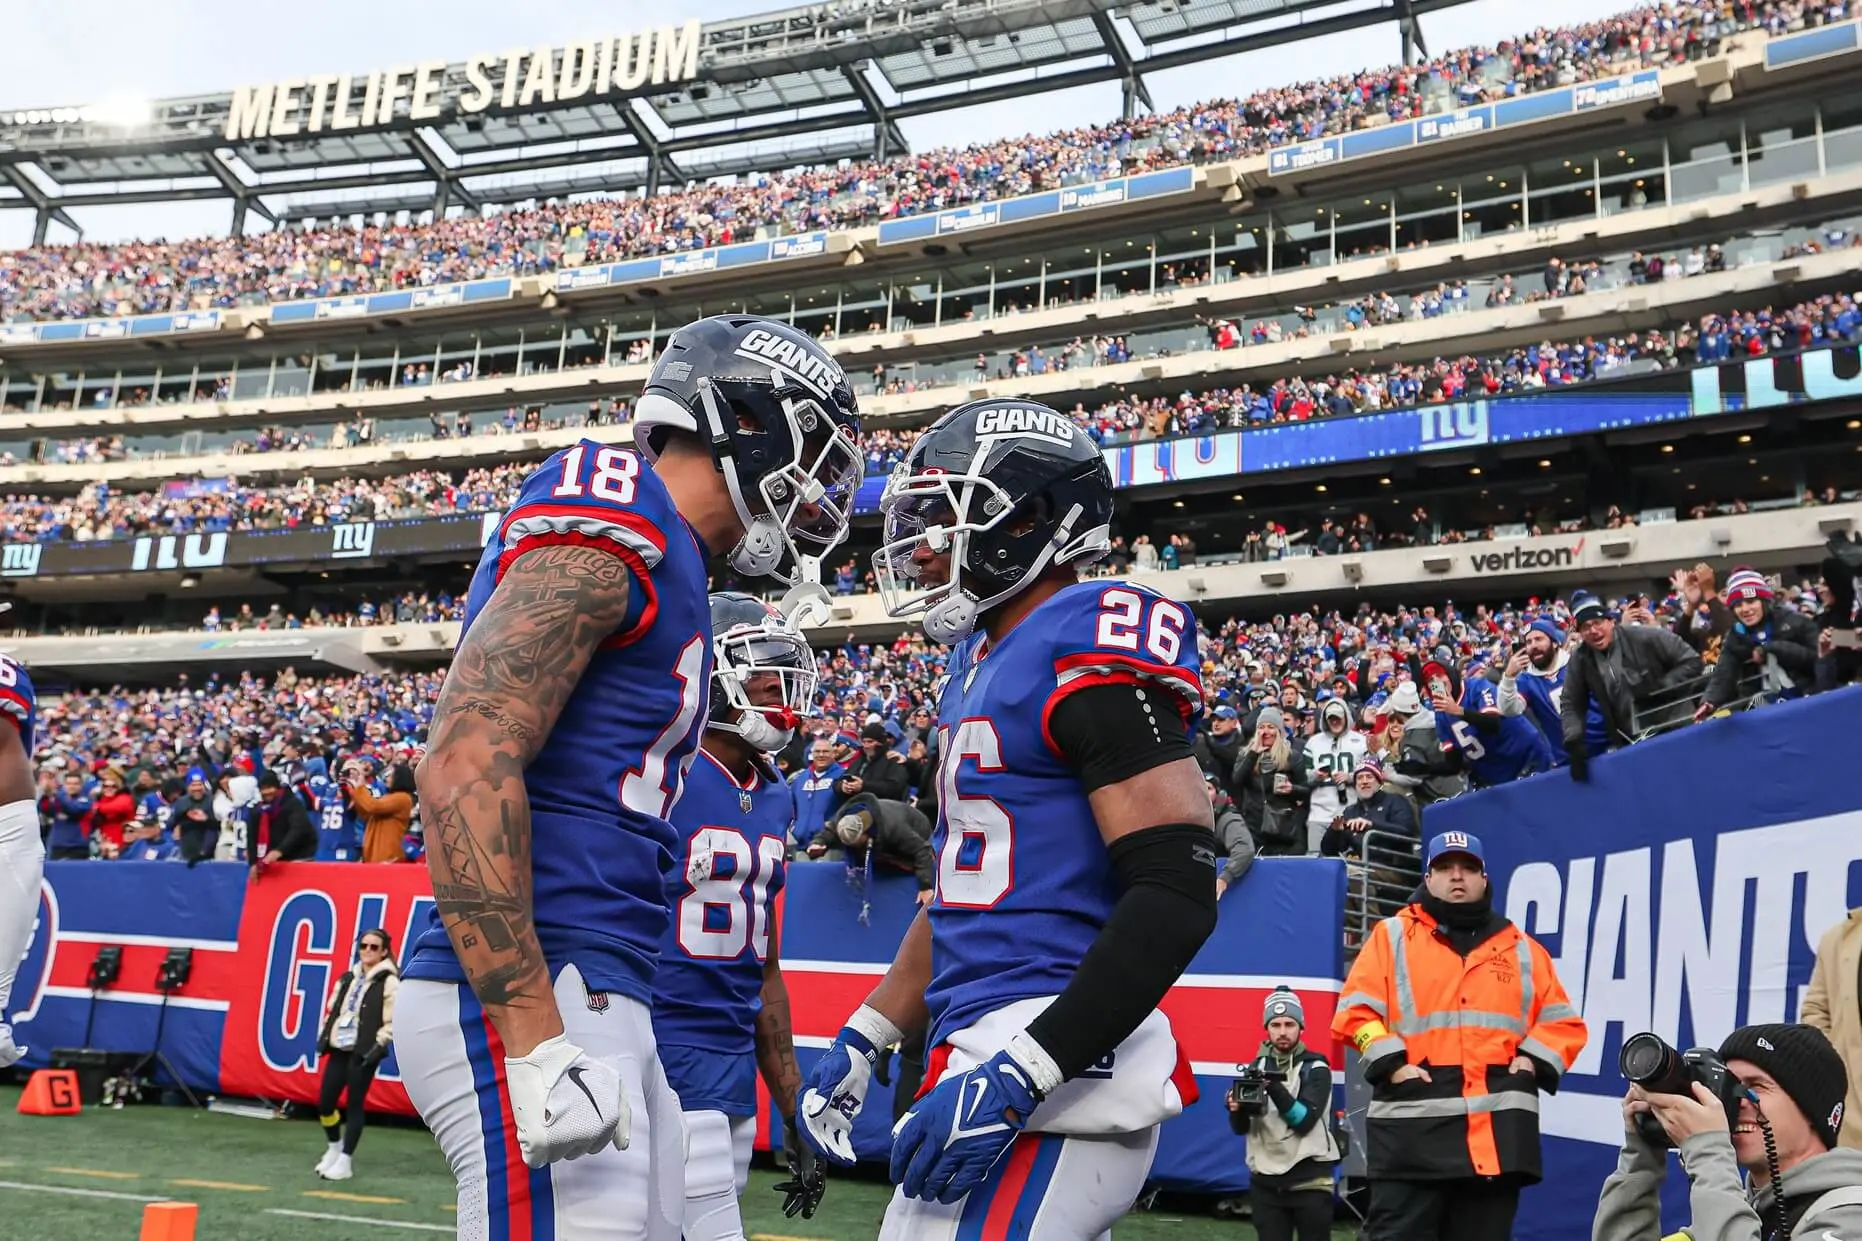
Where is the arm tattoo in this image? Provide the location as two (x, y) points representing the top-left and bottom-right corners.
(418, 543), (635, 1035)
(756, 969), (805, 1120)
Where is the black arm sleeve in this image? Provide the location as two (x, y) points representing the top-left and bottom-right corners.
(1025, 822), (1219, 1082)
(1046, 680), (1196, 792)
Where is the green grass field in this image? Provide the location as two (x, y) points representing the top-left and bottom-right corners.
(0, 1086), (1355, 1240)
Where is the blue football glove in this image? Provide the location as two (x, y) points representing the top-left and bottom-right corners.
(798, 1007), (898, 1165)
(889, 1033), (1060, 1203)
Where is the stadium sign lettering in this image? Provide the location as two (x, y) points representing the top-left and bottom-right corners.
(0, 544), (42, 578)
(1573, 74), (1662, 112)
(1418, 110), (1489, 142)
(330, 522), (376, 560)
(1467, 539), (1583, 574)
(130, 532), (228, 573)
(224, 21), (702, 141)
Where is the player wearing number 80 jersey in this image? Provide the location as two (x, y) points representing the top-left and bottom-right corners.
(800, 399), (1220, 1240)
(400, 316), (858, 1241)
(653, 593), (826, 1239)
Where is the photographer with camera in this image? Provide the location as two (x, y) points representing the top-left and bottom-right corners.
(1334, 831), (1587, 1241)
(1595, 1024), (1862, 1241)
(1227, 986), (1339, 1241)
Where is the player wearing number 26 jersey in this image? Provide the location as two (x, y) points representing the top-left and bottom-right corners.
(653, 593), (826, 1239)
(800, 399), (1219, 1241)
(0, 648), (41, 1069)
(399, 315), (859, 1241)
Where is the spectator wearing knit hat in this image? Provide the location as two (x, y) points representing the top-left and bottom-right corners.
(1695, 569), (1820, 721)
(1598, 1023), (1862, 1241)
(1561, 591), (1703, 778)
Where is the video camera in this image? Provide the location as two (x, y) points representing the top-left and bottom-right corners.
(1619, 1032), (1746, 1149)
(1226, 1062), (1287, 1118)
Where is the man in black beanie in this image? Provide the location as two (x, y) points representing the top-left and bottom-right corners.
(1595, 1023), (1862, 1241)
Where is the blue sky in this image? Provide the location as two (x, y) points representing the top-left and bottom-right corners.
(1, 0), (1633, 247)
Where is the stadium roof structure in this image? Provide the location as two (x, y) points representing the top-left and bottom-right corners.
(0, 0), (1472, 242)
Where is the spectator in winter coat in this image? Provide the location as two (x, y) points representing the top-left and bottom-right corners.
(1230, 707), (1312, 857)
(1195, 705), (1248, 796)
(169, 767), (219, 863)
(43, 771), (93, 860)
(347, 761), (415, 863)
(1385, 683), (1467, 806)
(1320, 759), (1419, 857)
(1211, 773), (1255, 899)
(246, 771), (316, 871)
(788, 739), (848, 847)
(86, 767), (135, 852)
(1562, 593), (1704, 776)
(806, 793), (935, 904)
(837, 722), (909, 803)
(118, 813), (180, 861)
(1301, 699), (1368, 854)
(1695, 570), (1821, 719)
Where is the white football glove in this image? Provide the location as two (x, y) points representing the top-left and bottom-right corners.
(0, 1022), (24, 1069)
(504, 1034), (629, 1169)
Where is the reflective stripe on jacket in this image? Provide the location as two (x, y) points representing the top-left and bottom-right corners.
(1332, 901), (1586, 1183)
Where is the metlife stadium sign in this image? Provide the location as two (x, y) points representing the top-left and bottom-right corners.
(224, 22), (701, 141)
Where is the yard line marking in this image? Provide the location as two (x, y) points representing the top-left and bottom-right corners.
(44, 1166), (141, 1180)
(170, 1178), (269, 1192)
(303, 1189), (408, 1204)
(0, 1179), (169, 1203)
(266, 1208), (451, 1232)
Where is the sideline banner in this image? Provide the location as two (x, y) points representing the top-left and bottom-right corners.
(10, 853), (1345, 1193)
(1430, 686), (1862, 1240)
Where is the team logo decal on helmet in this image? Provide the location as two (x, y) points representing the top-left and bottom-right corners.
(872, 398), (1113, 644)
(632, 316), (862, 586)
(706, 591), (820, 753)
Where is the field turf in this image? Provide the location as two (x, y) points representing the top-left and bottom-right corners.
(0, 1085), (1357, 1240)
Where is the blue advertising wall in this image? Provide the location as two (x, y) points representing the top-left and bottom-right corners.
(1431, 687), (1862, 1240)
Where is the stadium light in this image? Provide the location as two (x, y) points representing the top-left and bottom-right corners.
(78, 96), (153, 129)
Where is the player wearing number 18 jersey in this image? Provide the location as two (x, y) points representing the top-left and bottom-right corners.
(399, 316), (859, 1241)
(653, 593), (825, 1239)
(799, 399), (1219, 1240)
(0, 649), (40, 1068)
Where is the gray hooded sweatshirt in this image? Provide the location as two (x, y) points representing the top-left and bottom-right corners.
(1593, 1129), (1862, 1241)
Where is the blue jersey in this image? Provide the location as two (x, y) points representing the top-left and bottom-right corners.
(1514, 660), (1569, 766)
(0, 652), (36, 757)
(405, 441), (714, 1003)
(651, 749), (793, 1114)
(1444, 678), (1555, 787)
(922, 580), (1203, 1050)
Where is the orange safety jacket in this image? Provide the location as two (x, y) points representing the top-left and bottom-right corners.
(1332, 899), (1587, 1183)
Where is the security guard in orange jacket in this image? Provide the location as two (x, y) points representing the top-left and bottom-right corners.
(1333, 831), (1586, 1241)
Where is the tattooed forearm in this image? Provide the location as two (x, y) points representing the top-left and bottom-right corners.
(756, 968), (805, 1119)
(416, 542), (635, 1052)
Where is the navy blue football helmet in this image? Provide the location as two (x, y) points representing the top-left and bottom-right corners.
(634, 315), (862, 585)
(706, 591), (819, 753)
(873, 398), (1112, 643)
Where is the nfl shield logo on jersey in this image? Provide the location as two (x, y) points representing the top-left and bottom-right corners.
(586, 985), (610, 1014)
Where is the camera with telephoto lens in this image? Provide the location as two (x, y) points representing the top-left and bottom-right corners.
(1619, 1032), (1746, 1148)
(1227, 1062), (1287, 1118)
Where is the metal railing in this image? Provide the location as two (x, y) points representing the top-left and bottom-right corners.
(1630, 669), (1771, 741)
(1344, 828), (1422, 963)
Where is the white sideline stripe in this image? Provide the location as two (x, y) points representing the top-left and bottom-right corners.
(56, 930), (238, 952)
(41, 984), (230, 1013)
(783, 961), (1343, 994)
(0, 1179), (171, 1203)
(266, 1208), (453, 1232)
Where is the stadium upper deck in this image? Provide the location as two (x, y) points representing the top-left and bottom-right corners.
(0, 0), (1479, 243)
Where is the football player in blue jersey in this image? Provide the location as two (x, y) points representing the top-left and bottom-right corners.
(799, 398), (1220, 1238)
(399, 316), (859, 1241)
(1430, 650), (1556, 788)
(0, 648), (41, 1067)
(653, 592), (826, 1239)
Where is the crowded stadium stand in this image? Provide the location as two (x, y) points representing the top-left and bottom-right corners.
(4, 1), (1862, 1236)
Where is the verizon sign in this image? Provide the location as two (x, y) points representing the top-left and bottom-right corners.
(1468, 537), (1584, 574)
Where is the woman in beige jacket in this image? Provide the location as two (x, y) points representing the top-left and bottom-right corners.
(346, 761), (415, 864)
(1802, 907), (1862, 1149)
